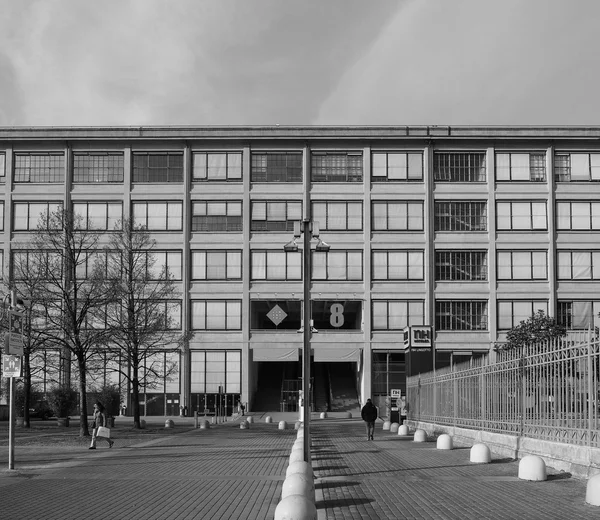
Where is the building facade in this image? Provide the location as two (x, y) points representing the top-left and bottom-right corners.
(1, 126), (599, 415)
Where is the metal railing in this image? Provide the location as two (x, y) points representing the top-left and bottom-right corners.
(407, 330), (600, 448)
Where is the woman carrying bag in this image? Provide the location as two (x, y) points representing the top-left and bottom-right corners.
(89, 401), (114, 449)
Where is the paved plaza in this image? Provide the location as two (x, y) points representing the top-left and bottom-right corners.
(0, 413), (597, 519)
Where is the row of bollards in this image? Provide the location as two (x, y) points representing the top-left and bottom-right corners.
(387, 422), (600, 507)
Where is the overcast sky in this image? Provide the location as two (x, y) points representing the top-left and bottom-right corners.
(1, 0), (599, 127)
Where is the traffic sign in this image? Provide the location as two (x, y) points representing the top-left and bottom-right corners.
(2, 355), (22, 378)
(8, 311), (23, 356)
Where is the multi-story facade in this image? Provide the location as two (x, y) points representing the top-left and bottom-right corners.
(1, 126), (599, 415)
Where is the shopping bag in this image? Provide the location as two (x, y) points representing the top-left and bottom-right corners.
(97, 426), (111, 438)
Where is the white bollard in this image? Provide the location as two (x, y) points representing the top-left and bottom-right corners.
(286, 460), (313, 479)
(295, 421), (302, 430)
(518, 455), (547, 481)
(278, 420), (287, 430)
(470, 443), (491, 463)
(413, 429), (427, 442)
(274, 495), (317, 520)
(265, 416), (272, 424)
(382, 420), (391, 431)
(436, 434), (453, 450)
(246, 416), (254, 424)
(398, 424), (409, 436)
(199, 420), (210, 429)
(320, 412), (327, 419)
(585, 473), (600, 506)
(282, 472), (315, 501)
(345, 412), (352, 419)
(165, 419), (175, 428)
(240, 421), (249, 429)
(390, 422), (399, 433)
(289, 450), (305, 464)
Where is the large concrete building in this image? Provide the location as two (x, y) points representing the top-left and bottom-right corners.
(1, 126), (599, 415)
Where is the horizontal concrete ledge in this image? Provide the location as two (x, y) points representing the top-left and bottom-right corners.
(406, 420), (600, 480)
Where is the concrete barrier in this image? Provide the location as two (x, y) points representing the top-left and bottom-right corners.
(413, 429), (427, 442)
(286, 461), (313, 479)
(470, 443), (491, 463)
(240, 421), (249, 430)
(382, 420), (391, 431)
(319, 412), (327, 419)
(165, 419), (174, 428)
(282, 472), (315, 501)
(437, 434), (453, 450)
(246, 416), (254, 424)
(274, 495), (317, 520)
(398, 424), (409, 436)
(518, 455), (547, 481)
(585, 473), (600, 506)
(278, 421), (287, 430)
(390, 422), (399, 433)
(265, 416), (272, 423)
(295, 421), (302, 430)
(199, 420), (210, 429)
(289, 450), (305, 464)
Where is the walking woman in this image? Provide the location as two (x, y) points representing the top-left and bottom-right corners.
(89, 401), (114, 449)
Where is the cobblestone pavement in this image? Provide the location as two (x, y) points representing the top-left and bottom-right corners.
(0, 414), (598, 519)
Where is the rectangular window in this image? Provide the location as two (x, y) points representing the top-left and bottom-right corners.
(496, 152), (546, 181)
(13, 202), (63, 231)
(372, 201), (424, 231)
(434, 201), (487, 232)
(312, 300), (363, 330)
(141, 250), (182, 280)
(556, 201), (600, 230)
(312, 250), (362, 281)
(132, 152), (183, 183)
(251, 201), (301, 232)
(191, 300), (242, 330)
(372, 300), (424, 330)
(11, 250), (62, 281)
(0, 201), (4, 231)
(0, 153), (5, 178)
(557, 250), (600, 280)
(193, 152), (242, 181)
(496, 201), (547, 230)
(132, 201), (183, 231)
(497, 250), (547, 280)
(311, 152), (363, 182)
(555, 153), (600, 182)
(372, 250), (424, 280)
(191, 350), (241, 394)
(73, 152), (124, 183)
(139, 300), (181, 330)
(435, 251), (487, 281)
(191, 201), (242, 232)
(251, 152), (302, 182)
(13, 152), (65, 183)
(75, 250), (117, 280)
(250, 300), (302, 330)
(73, 202), (122, 231)
(192, 250), (242, 280)
(312, 201), (363, 231)
(435, 300), (488, 331)
(251, 250), (301, 280)
(557, 300), (600, 329)
(372, 152), (423, 181)
(497, 300), (548, 330)
(433, 152), (486, 182)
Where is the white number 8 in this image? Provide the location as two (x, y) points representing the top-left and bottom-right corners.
(330, 303), (344, 328)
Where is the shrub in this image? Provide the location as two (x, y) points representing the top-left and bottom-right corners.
(47, 386), (78, 418)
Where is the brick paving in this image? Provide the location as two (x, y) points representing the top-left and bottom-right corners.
(0, 414), (598, 519)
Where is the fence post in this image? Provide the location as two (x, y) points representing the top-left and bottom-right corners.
(519, 351), (525, 438)
(453, 361), (458, 428)
(588, 327), (593, 448)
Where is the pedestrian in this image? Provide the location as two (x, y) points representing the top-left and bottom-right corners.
(89, 401), (114, 449)
(361, 398), (378, 440)
(238, 399), (245, 416)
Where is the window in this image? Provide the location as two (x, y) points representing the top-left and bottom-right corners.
(0, 153), (5, 178)
(312, 300), (363, 330)
(191, 350), (241, 394)
(434, 153), (486, 182)
(311, 152), (362, 182)
(13, 152), (65, 183)
(372, 300), (424, 330)
(496, 201), (547, 230)
(140, 250), (182, 280)
(556, 201), (600, 230)
(497, 251), (547, 280)
(372, 152), (423, 181)
(132, 201), (183, 231)
(13, 202), (63, 231)
(434, 201), (487, 232)
(436, 301), (488, 331)
(192, 250), (242, 280)
(11, 250), (62, 280)
(555, 153), (600, 182)
(372, 250), (424, 280)
(191, 300), (242, 330)
(192, 201), (242, 232)
(0, 201), (4, 231)
(75, 250), (114, 280)
(73, 202), (122, 231)
(372, 201), (424, 231)
(557, 300), (600, 329)
(132, 152), (183, 183)
(497, 300), (548, 330)
(312, 250), (362, 281)
(144, 300), (181, 330)
(496, 153), (546, 181)
(193, 152), (242, 181)
(250, 300), (302, 330)
(251, 201), (301, 232)
(557, 250), (600, 280)
(311, 201), (362, 231)
(251, 152), (302, 182)
(251, 250), (301, 280)
(435, 251), (487, 281)
(73, 152), (124, 183)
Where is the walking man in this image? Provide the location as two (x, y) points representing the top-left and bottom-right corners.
(361, 398), (378, 440)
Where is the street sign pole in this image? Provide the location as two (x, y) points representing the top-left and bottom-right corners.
(9, 375), (15, 470)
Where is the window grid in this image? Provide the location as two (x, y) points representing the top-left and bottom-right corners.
(557, 250), (600, 280)
(555, 153), (600, 182)
(311, 153), (363, 182)
(372, 201), (424, 231)
(251, 201), (301, 232)
(192, 201), (243, 232)
(132, 152), (184, 183)
(497, 300), (548, 330)
(496, 201), (548, 231)
(0, 154), (5, 178)
(73, 152), (124, 183)
(11, 250), (62, 281)
(371, 152), (423, 181)
(435, 251), (487, 281)
(371, 300), (425, 330)
(14, 153), (65, 183)
(434, 201), (487, 232)
(141, 250), (183, 281)
(13, 202), (63, 231)
(311, 250), (363, 281)
(435, 300), (488, 331)
(497, 250), (548, 280)
(190, 350), (241, 394)
(557, 300), (600, 329)
(193, 152), (242, 181)
(132, 201), (183, 231)
(251, 250), (301, 281)
(191, 300), (242, 330)
(372, 250), (424, 280)
(192, 250), (242, 280)
(311, 201), (363, 231)
(556, 201), (600, 230)
(433, 153), (486, 182)
(73, 202), (122, 231)
(251, 153), (302, 182)
(496, 152), (546, 181)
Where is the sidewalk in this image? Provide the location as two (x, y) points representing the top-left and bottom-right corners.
(0, 414), (597, 519)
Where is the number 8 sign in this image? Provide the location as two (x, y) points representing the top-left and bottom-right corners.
(329, 303), (345, 328)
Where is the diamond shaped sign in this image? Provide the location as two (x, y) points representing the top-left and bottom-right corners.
(267, 305), (287, 326)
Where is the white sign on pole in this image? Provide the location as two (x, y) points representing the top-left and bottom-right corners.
(8, 311), (24, 356)
(2, 354), (22, 378)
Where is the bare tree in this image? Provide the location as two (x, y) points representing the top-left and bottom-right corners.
(103, 219), (189, 429)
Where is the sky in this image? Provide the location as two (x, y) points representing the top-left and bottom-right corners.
(1, 0), (599, 127)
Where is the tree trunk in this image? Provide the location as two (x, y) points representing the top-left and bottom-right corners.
(78, 360), (89, 437)
(132, 376), (141, 429)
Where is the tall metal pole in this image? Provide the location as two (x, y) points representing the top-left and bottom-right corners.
(8, 376), (15, 470)
(302, 218), (311, 463)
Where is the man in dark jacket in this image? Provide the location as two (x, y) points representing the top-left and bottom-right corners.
(361, 398), (378, 440)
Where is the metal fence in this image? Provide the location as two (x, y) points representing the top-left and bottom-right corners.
(406, 331), (600, 448)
